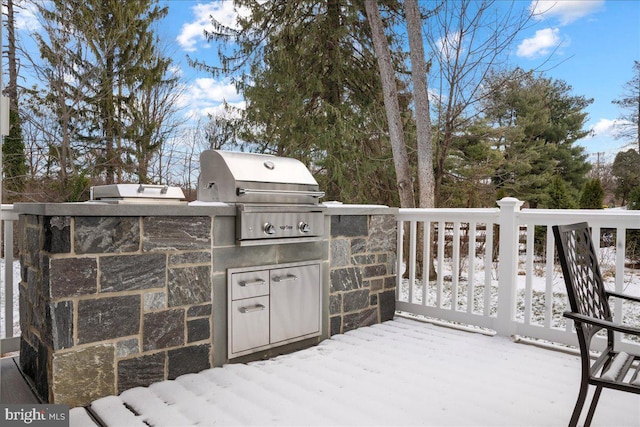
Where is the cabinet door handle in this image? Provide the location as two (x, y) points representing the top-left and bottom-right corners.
(238, 279), (266, 287)
(238, 304), (266, 314)
(272, 274), (298, 283)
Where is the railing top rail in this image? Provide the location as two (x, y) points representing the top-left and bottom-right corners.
(519, 208), (640, 228)
(397, 206), (640, 228)
(397, 207), (500, 222)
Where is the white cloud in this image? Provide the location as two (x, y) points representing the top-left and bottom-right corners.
(435, 31), (462, 63)
(14, 2), (41, 31)
(590, 118), (616, 137)
(177, 78), (244, 119)
(177, 2), (248, 52)
(516, 27), (561, 59)
(530, 0), (604, 26)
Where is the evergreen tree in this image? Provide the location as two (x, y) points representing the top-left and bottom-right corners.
(195, 0), (403, 205)
(34, 0), (172, 187)
(483, 69), (592, 207)
(627, 186), (640, 261)
(547, 175), (576, 209)
(3, 109), (27, 200)
(611, 149), (640, 205)
(579, 178), (604, 209)
(440, 120), (502, 207)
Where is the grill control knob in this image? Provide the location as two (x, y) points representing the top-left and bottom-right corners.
(299, 222), (311, 234)
(264, 223), (276, 235)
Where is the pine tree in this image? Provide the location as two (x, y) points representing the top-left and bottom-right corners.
(612, 149), (640, 205)
(547, 175), (576, 209)
(483, 69), (592, 207)
(194, 0), (404, 205)
(579, 178), (604, 209)
(34, 0), (173, 188)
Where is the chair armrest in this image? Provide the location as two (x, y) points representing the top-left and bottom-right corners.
(606, 290), (640, 304)
(563, 311), (640, 336)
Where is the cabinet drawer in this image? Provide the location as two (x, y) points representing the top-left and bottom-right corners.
(230, 296), (270, 355)
(230, 270), (270, 300)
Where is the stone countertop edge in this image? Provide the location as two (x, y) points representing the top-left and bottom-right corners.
(12, 202), (237, 217)
(322, 203), (398, 216)
(12, 202), (398, 217)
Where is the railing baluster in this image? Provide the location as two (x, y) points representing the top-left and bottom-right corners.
(437, 221), (445, 308)
(524, 225), (534, 326)
(544, 226), (554, 329)
(614, 226), (626, 327)
(484, 223), (494, 317)
(408, 221), (417, 304)
(467, 222), (476, 314)
(422, 221), (431, 307)
(4, 217), (13, 338)
(396, 219), (404, 302)
(452, 222), (460, 311)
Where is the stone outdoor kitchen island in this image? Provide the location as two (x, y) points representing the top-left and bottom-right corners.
(15, 202), (397, 407)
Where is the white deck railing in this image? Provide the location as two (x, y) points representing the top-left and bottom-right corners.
(0, 204), (19, 354)
(397, 197), (640, 353)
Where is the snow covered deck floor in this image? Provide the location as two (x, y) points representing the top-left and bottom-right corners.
(71, 318), (640, 426)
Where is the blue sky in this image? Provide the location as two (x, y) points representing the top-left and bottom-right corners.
(15, 0), (640, 163)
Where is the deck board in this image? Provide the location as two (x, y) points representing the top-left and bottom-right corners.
(81, 318), (640, 427)
(0, 356), (41, 404)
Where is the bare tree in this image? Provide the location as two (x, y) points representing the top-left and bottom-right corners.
(364, 0), (415, 208)
(612, 61), (640, 152)
(425, 0), (533, 206)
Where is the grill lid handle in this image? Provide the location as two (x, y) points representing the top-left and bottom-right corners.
(236, 187), (325, 198)
(137, 184), (169, 194)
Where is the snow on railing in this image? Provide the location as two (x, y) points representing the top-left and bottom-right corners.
(0, 204), (19, 354)
(397, 198), (640, 353)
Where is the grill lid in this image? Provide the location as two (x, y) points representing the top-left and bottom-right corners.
(197, 150), (324, 204)
(90, 184), (186, 204)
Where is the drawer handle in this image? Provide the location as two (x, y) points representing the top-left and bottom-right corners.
(272, 274), (298, 283)
(238, 279), (266, 287)
(238, 304), (266, 314)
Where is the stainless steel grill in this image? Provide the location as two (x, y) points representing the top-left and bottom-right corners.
(197, 150), (325, 246)
(198, 151), (326, 361)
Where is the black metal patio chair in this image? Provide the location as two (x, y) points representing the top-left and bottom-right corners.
(553, 222), (640, 427)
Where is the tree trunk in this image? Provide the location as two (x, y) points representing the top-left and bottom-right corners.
(405, 0), (434, 209)
(6, 0), (18, 107)
(405, 0), (438, 280)
(364, 0), (415, 208)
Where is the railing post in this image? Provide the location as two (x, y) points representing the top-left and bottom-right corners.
(495, 197), (524, 337)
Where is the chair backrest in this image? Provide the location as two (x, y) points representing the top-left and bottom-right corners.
(552, 222), (612, 323)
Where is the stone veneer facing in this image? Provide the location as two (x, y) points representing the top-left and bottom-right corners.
(17, 207), (398, 408)
(329, 214), (397, 336)
(19, 215), (213, 406)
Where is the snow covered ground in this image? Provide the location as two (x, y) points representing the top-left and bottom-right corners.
(71, 317), (640, 427)
(0, 259), (21, 339)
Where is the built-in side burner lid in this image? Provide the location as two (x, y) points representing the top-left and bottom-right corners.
(197, 150), (324, 204)
(90, 184), (186, 204)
